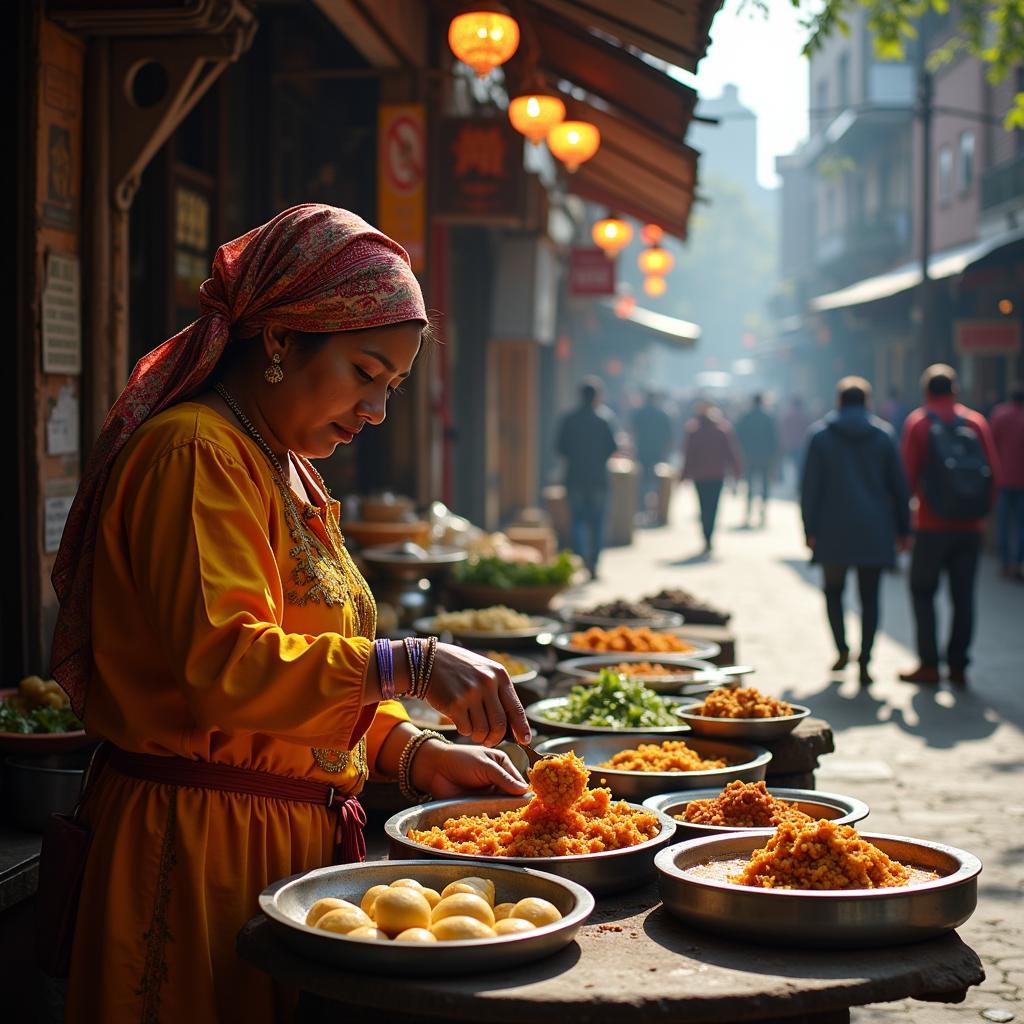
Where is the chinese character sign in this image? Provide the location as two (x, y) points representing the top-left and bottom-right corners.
(436, 118), (524, 222)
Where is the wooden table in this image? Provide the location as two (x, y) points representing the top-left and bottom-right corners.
(238, 878), (983, 1024)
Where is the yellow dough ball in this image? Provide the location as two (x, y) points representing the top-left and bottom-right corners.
(510, 897), (562, 927)
(372, 887), (432, 937)
(494, 918), (537, 935)
(316, 907), (374, 934)
(441, 876), (495, 906)
(493, 902), (516, 921)
(394, 927), (438, 943)
(389, 878), (424, 891)
(418, 887), (442, 909)
(430, 916), (496, 941)
(431, 892), (495, 928)
(305, 898), (359, 928)
(360, 884), (390, 917)
(348, 926), (389, 941)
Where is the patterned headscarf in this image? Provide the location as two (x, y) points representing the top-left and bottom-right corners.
(51, 204), (427, 715)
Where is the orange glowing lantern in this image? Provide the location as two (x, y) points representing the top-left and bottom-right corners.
(592, 216), (633, 258)
(614, 293), (637, 318)
(547, 120), (600, 172)
(509, 94), (565, 145)
(641, 223), (663, 246)
(643, 275), (667, 297)
(638, 246), (674, 276)
(448, 10), (520, 78)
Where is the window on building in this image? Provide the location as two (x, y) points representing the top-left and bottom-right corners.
(958, 131), (975, 194)
(838, 53), (850, 110)
(937, 145), (953, 206)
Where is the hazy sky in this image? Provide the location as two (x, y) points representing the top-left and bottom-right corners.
(674, 0), (813, 189)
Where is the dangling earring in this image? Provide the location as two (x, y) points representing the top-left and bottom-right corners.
(264, 352), (284, 384)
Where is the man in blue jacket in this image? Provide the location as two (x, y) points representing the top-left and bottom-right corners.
(801, 377), (911, 684)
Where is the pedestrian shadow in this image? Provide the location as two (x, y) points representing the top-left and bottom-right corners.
(664, 551), (711, 567)
(888, 686), (1001, 749)
(778, 678), (892, 731)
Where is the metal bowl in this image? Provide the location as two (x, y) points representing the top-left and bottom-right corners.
(561, 610), (685, 631)
(674, 701), (812, 740)
(525, 695), (695, 737)
(656, 831), (981, 948)
(532, 735), (772, 802)
(414, 615), (561, 650)
(642, 787), (870, 840)
(551, 631), (721, 663)
(385, 796), (676, 896)
(2, 751), (91, 831)
(556, 656), (736, 695)
(359, 544), (468, 580)
(259, 859), (594, 975)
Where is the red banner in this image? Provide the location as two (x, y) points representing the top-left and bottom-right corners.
(569, 247), (615, 296)
(954, 319), (1021, 356)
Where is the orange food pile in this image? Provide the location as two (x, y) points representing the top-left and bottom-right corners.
(407, 752), (660, 857)
(730, 818), (912, 890)
(599, 740), (727, 773)
(612, 662), (693, 678)
(694, 686), (794, 719)
(570, 626), (695, 653)
(681, 781), (811, 827)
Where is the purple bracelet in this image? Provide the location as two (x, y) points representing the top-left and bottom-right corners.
(374, 638), (396, 701)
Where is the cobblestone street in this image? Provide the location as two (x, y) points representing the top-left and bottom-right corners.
(573, 482), (1024, 1023)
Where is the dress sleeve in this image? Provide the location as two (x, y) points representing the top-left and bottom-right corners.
(364, 699), (410, 777)
(122, 437), (374, 748)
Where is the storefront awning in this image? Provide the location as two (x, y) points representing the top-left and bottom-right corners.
(600, 301), (700, 347)
(562, 96), (698, 240)
(529, 0), (724, 74)
(810, 227), (1024, 312)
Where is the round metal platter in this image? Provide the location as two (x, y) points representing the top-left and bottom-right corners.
(560, 609), (685, 631)
(259, 859), (594, 975)
(413, 615), (561, 649)
(655, 831), (981, 948)
(674, 702), (812, 740)
(468, 651), (541, 688)
(385, 796), (677, 897)
(525, 695), (695, 737)
(551, 631), (721, 663)
(642, 787), (870, 840)
(533, 735), (772, 802)
(360, 544), (468, 571)
(556, 655), (724, 695)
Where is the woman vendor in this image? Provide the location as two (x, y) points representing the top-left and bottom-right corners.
(50, 204), (532, 1023)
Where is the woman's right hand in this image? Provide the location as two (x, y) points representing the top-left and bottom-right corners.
(424, 645), (531, 748)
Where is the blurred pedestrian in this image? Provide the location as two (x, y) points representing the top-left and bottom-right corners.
(680, 401), (743, 555)
(779, 396), (811, 487)
(801, 377), (910, 684)
(880, 386), (909, 437)
(556, 376), (618, 579)
(990, 382), (1024, 580)
(735, 394), (779, 527)
(632, 390), (673, 522)
(899, 364), (1000, 686)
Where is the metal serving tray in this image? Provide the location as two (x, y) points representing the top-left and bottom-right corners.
(551, 631), (721, 663)
(656, 831), (981, 948)
(555, 655), (747, 695)
(674, 701), (812, 741)
(642, 787), (869, 840)
(525, 695), (696, 737)
(413, 615), (561, 649)
(385, 796), (677, 896)
(560, 610), (686, 631)
(533, 735), (771, 802)
(259, 859), (594, 975)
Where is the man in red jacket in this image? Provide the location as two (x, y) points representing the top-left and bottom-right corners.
(899, 364), (1000, 686)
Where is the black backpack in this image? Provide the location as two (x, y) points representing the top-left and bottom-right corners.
(921, 412), (993, 519)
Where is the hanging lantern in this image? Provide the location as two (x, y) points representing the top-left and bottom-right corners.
(592, 215), (633, 258)
(509, 94), (566, 145)
(644, 275), (667, 297)
(448, 10), (520, 78)
(614, 293), (637, 319)
(641, 223), (664, 246)
(547, 120), (600, 172)
(638, 245), (674, 276)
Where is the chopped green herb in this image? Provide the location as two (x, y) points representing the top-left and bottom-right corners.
(545, 670), (680, 728)
(0, 699), (82, 735)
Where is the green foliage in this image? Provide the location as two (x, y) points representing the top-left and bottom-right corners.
(544, 670), (682, 729)
(454, 551), (577, 587)
(0, 698), (83, 734)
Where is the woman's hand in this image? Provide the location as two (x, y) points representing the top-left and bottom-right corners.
(410, 739), (528, 799)
(425, 645), (531, 747)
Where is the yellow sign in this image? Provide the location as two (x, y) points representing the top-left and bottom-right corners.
(378, 104), (426, 272)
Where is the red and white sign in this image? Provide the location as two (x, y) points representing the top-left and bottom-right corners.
(954, 319), (1021, 356)
(569, 247), (615, 296)
(378, 105), (426, 271)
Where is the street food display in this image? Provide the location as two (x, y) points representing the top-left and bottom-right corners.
(541, 671), (683, 730)
(452, 552), (576, 588)
(680, 781), (812, 828)
(645, 587), (732, 626)
(431, 606), (533, 632)
(0, 676), (82, 734)
(600, 740), (728, 773)
(406, 752), (661, 857)
(481, 651), (531, 677)
(611, 662), (694, 679)
(568, 626), (697, 654)
(576, 599), (664, 620)
(692, 686), (795, 719)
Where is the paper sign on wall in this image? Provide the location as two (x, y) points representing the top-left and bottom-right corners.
(42, 252), (82, 375)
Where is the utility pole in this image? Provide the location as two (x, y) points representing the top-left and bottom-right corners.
(915, 23), (934, 366)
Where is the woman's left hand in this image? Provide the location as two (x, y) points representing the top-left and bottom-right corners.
(411, 739), (528, 799)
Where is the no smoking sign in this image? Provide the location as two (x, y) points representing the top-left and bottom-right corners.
(384, 113), (425, 196)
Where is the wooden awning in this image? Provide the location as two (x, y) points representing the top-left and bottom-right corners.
(528, 0), (723, 73)
(562, 96), (698, 240)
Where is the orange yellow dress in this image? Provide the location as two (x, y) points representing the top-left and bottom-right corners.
(65, 402), (407, 1024)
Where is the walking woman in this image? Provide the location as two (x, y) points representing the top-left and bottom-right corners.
(51, 205), (531, 1024)
(800, 377), (910, 683)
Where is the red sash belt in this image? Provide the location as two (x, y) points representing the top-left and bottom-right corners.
(106, 745), (367, 863)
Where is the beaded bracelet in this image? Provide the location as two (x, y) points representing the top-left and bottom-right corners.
(415, 635), (438, 700)
(374, 637), (395, 701)
(398, 728), (448, 802)
(403, 636), (423, 697)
